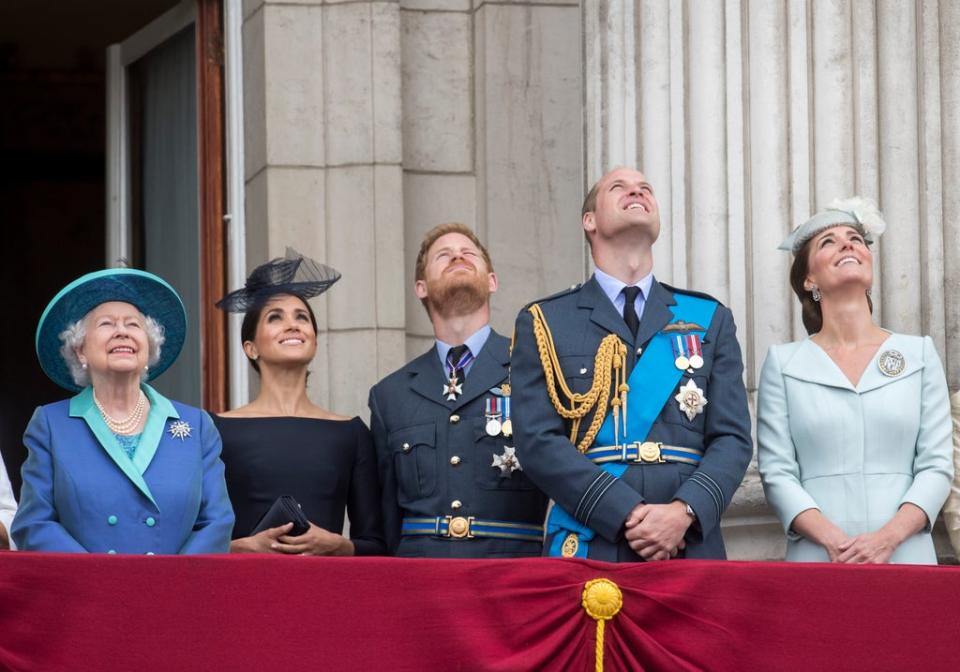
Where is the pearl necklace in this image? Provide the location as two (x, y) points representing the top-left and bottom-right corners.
(93, 390), (147, 435)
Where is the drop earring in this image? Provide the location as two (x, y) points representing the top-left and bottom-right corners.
(811, 286), (821, 302)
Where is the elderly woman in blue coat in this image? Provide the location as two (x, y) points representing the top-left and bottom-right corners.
(12, 269), (234, 554)
(758, 198), (953, 564)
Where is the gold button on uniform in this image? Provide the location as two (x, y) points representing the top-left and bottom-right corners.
(450, 456), (461, 465)
(449, 414), (460, 424)
(451, 500), (462, 510)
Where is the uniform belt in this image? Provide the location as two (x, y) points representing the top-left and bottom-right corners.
(401, 516), (544, 541)
(585, 441), (703, 465)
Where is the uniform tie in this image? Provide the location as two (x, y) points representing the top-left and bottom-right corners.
(447, 344), (470, 383)
(622, 286), (641, 338)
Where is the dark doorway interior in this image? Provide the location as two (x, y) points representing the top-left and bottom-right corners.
(0, 0), (178, 497)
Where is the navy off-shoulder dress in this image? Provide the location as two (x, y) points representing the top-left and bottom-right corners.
(213, 415), (386, 556)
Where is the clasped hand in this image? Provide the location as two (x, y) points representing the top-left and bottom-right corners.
(831, 531), (896, 564)
(236, 522), (352, 555)
(623, 501), (691, 561)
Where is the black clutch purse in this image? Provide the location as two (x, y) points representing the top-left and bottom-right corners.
(251, 495), (311, 537)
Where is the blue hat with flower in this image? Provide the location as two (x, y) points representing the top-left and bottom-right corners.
(36, 268), (187, 392)
(779, 196), (887, 255)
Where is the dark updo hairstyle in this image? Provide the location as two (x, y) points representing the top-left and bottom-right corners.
(240, 293), (319, 373)
(789, 228), (873, 335)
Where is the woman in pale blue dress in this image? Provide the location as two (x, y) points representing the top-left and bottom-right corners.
(758, 198), (953, 564)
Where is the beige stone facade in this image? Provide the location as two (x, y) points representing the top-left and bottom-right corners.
(240, 0), (960, 561)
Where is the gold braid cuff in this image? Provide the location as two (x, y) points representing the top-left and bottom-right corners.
(528, 303), (628, 453)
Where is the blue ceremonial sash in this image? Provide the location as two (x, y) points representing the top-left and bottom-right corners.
(546, 293), (718, 557)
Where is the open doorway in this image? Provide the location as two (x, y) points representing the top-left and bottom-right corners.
(0, 0), (227, 497)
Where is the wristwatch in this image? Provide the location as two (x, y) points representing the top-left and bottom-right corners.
(683, 502), (696, 521)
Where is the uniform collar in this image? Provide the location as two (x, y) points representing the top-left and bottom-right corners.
(592, 267), (654, 306)
(435, 324), (492, 368)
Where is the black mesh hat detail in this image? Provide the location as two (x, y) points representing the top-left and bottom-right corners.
(216, 248), (341, 313)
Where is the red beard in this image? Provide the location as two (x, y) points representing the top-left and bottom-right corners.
(425, 270), (490, 317)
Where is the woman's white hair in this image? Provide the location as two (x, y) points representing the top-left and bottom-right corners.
(59, 310), (166, 388)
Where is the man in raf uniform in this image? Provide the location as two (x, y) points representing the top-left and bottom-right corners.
(511, 167), (752, 561)
(369, 223), (548, 557)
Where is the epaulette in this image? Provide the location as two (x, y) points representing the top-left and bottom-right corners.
(520, 283), (583, 312)
(660, 282), (726, 306)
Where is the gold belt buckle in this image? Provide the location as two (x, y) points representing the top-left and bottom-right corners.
(635, 441), (664, 464)
(445, 516), (475, 539)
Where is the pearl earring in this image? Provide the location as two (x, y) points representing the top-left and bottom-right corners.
(81, 362), (88, 370)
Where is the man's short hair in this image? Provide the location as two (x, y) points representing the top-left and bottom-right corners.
(414, 223), (494, 283)
(580, 177), (605, 248)
(581, 178), (602, 218)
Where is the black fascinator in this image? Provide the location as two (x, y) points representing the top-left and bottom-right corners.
(216, 248), (341, 313)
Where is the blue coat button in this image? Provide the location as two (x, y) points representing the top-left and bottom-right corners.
(108, 515), (118, 525)
(145, 517), (156, 527)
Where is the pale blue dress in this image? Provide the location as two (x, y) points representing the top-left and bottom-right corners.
(758, 333), (953, 563)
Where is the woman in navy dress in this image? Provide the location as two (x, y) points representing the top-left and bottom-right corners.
(215, 250), (385, 556)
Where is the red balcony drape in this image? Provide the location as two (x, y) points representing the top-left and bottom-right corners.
(1, 553), (958, 671)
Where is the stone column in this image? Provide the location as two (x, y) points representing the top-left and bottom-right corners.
(474, 0), (584, 332)
(400, 0), (475, 358)
(242, 0), (406, 414)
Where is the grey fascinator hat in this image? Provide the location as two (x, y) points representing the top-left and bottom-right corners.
(779, 197), (887, 255)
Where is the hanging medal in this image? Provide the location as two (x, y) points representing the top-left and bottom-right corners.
(443, 371), (463, 401)
(686, 334), (704, 370)
(442, 348), (474, 401)
(500, 395), (513, 437)
(672, 334), (690, 371)
(485, 397), (503, 436)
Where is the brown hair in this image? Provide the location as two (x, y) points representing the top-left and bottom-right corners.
(414, 223), (494, 283)
(580, 178), (604, 248)
(582, 179), (602, 219)
(789, 235), (873, 334)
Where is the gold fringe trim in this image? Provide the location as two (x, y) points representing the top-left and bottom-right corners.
(528, 303), (628, 452)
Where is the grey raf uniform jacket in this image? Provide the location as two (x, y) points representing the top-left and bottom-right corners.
(510, 276), (752, 561)
(369, 330), (548, 558)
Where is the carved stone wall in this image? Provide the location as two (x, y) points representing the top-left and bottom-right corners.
(584, 0), (960, 560)
(240, 0), (959, 560)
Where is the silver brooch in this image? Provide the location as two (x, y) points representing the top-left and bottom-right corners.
(675, 379), (708, 422)
(492, 446), (522, 477)
(877, 349), (905, 377)
(168, 420), (192, 441)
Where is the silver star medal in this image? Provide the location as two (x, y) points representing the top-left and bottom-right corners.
(675, 379), (708, 422)
(492, 446), (521, 478)
(168, 420), (192, 441)
(443, 373), (463, 401)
